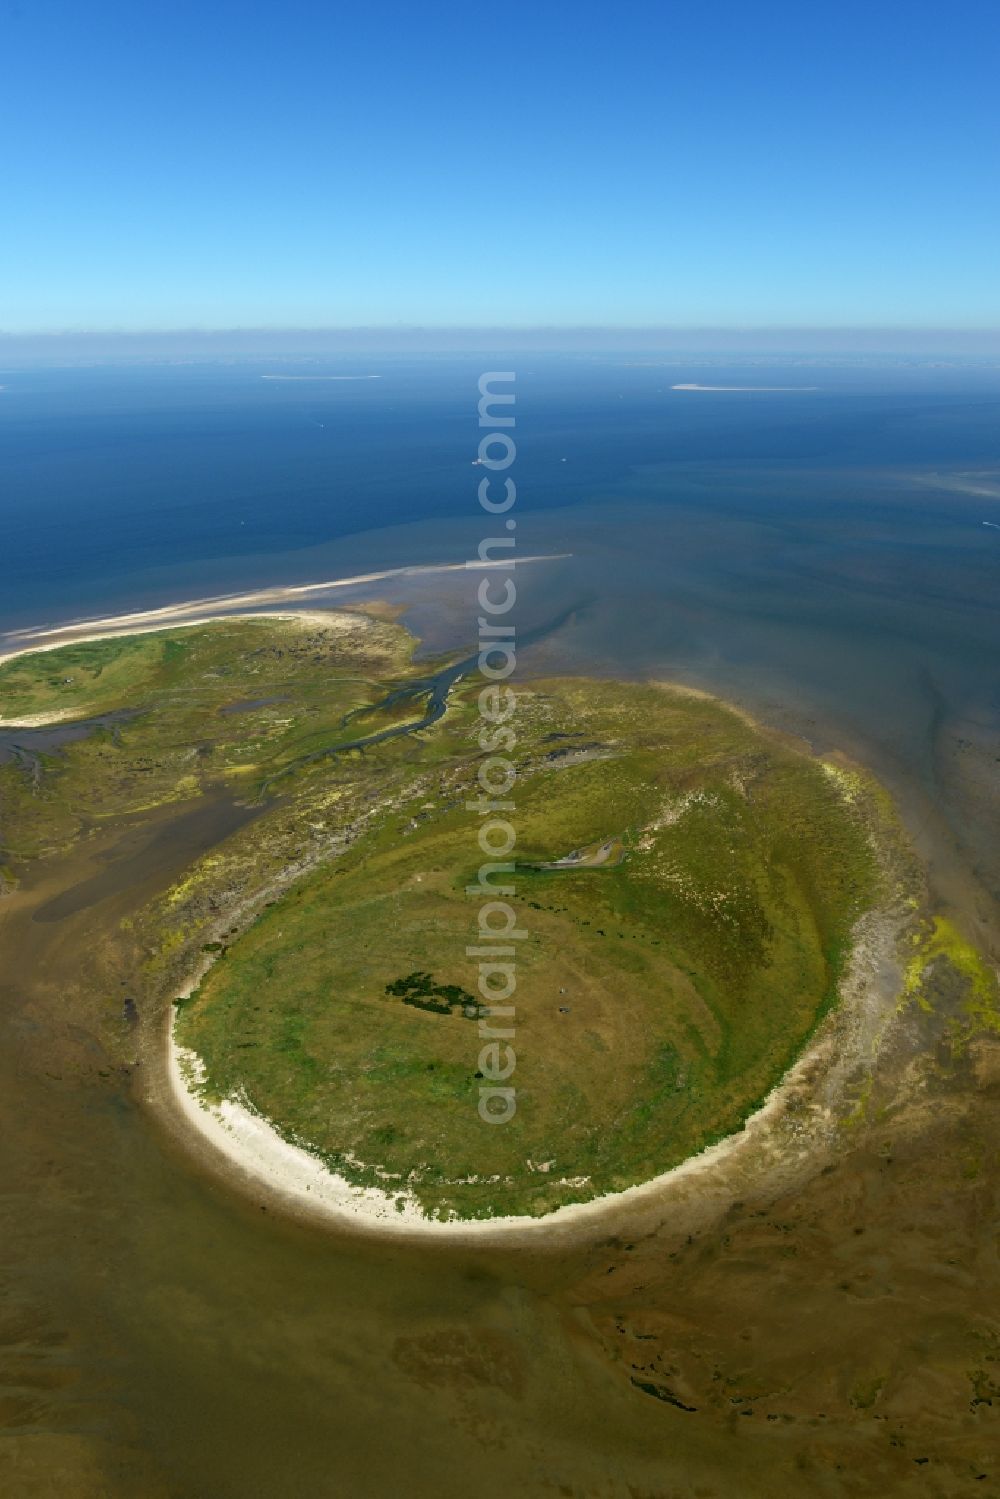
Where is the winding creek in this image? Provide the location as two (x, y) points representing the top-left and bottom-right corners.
(259, 603), (582, 789)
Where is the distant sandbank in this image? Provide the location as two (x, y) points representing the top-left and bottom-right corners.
(671, 383), (819, 392)
(259, 374), (381, 381)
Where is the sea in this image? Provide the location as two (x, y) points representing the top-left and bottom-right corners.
(1, 352), (999, 1494)
(2, 352), (998, 912)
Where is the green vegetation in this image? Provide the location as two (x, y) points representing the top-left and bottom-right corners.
(385, 972), (483, 1019)
(169, 657), (890, 1219)
(3, 610), (958, 1222)
(0, 613), (417, 857)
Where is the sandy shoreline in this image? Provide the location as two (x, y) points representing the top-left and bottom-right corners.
(0, 610), (364, 726)
(0, 554), (568, 727)
(0, 582), (910, 1240)
(164, 893), (906, 1242)
(150, 655), (908, 1243)
(0, 554), (569, 668)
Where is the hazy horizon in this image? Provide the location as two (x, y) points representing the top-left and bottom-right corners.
(4, 324), (1000, 366)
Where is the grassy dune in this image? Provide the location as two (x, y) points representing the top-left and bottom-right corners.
(0, 612), (912, 1220)
(176, 672), (883, 1219)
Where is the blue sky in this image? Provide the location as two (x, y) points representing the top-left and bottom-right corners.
(3, 0), (999, 331)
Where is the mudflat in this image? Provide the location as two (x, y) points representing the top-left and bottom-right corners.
(2, 605), (999, 1497)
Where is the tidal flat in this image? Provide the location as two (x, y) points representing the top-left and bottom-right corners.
(0, 609), (910, 1221)
(2, 604), (999, 1496)
(172, 646), (896, 1224)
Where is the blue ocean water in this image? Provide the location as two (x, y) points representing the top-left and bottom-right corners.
(2, 354), (999, 630)
(1, 353), (998, 920)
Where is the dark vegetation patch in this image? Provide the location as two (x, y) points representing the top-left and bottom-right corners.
(385, 971), (484, 1019)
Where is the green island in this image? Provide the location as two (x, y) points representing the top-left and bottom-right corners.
(2, 609), (994, 1223)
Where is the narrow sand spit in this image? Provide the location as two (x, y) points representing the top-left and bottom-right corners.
(0, 555), (568, 724)
(0, 555), (569, 667)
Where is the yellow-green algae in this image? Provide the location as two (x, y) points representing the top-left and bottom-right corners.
(902, 914), (1000, 1035)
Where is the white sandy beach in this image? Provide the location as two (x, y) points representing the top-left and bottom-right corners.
(164, 899), (903, 1241)
(0, 554), (569, 726)
(0, 568), (907, 1240)
(148, 641), (904, 1242)
(0, 610), (365, 726)
(0, 554), (569, 664)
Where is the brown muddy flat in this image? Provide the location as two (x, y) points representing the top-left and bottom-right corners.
(31, 797), (263, 924)
(1, 776), (998, 1499)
